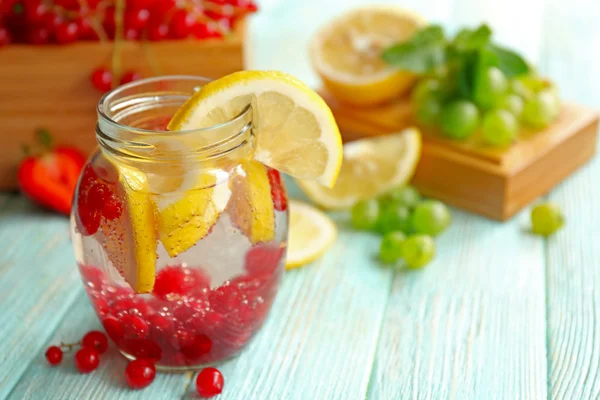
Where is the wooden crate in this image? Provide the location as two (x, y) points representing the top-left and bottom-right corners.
(0, 20), (246, 190)
(322, 92), (599, 221)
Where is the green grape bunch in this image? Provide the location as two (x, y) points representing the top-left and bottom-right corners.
(382, 24), (561, 146)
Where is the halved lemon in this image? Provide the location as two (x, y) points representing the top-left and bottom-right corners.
(228, 160), (276, 245)
(296, 128), (422, 210)
(286, 200), (337, 269)
(168, 70), (343, 188)
(310, 6), (426, 106)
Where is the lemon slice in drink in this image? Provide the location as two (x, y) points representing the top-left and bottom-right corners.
(228, 161), (276, 245)
(297, 128), (421, 210)
(286, 200), (337, 269)
(99, 161), (157, 294)
(310, 6), (426, 106)
(168, 70), (343, 188)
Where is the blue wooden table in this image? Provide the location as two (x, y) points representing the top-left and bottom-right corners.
(2, 0), (600, 398)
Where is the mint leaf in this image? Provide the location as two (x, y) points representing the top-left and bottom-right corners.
(453, 24), (492, 52)
(487, 44), (530, 77)
(382, 26), (447, 73)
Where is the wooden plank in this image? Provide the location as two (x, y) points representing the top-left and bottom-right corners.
(546, 155), (600, 400)
(7, 292), (192, 400)
(367, 209), (548, 399)
(180, 181), (393, 399)
(0, 197), (82, 398)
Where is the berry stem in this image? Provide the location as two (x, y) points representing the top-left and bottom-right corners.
(60, 341), (82, 352)
(111, 0), (126, 87)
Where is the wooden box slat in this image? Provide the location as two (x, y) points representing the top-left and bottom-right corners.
(323, 91), (599, 221)
(0, 21), (246, 190)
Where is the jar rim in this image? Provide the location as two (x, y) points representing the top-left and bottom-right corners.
(97, 75), (251, 137)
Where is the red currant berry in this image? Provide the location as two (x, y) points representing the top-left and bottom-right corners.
(74, 347), (100, 373)
(27, 27), (50, 45)
(169, 10), (195, 39)
(90, 67), (112, 93)
(0, 26), (12, 47)
(45, 346), (63, 365)
(24, 0), (49, 24)
(124, 27), (140, 41)
(125, 8), (150, 30)
(76, 17), (97, 40)
(103, 194), (123, 220)
(181, 334), (212, 360)
(190, 22), (218, 39)
(245, 245), (284, 277)
(102, 7), (116, 39)
(125, 359), (156, 389)
(196, 368), (224, 398)
(153, 266), (209, 300)
(150, 0), (176, 15)
(148, 22), (169, 41)
(120, 314), (149, 338)
(54, 0), (80, 9)
(120, 71), (142, 85)
(40, 11), (63, 31)
(267, 168), (287, 211)
(55, 21), (79, 44)
(82, 330), (109, 354)
(102, 315), (125, 342)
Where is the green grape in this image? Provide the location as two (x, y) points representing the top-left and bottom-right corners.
(481, 109), (519, 147)
(531, 202), (564, 236)
(376, 204), (412, 235)
(509, 78), (534, 100)
(498, 94), (524, 118)
(522, 91), (556, 129)
(440, 100), (480, 139)
(412, 79), (443, 105)
(386, 185), (422, 209)
(411, 200), (451, 236)
(415, 97), (442, 126)
(379, 231), (407, 264)
(401, 234), (435, 269)
(351, 199), (380, 230)
(541, 87), (561, 119)
(473, 67), (508, 109)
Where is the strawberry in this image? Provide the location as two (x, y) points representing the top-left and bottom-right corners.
(17, 129), (86, 215)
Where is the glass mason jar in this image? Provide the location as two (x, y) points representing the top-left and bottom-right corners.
(71, 76), (288, 370)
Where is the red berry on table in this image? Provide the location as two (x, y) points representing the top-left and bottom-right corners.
(120, 71), (143, 85)
(82, 330), (109, 354)
(150, 0), (176, 15)
(45, 346), (63, 366)
(74, 347), (100, 373)
(196, 368), (224, 398)
(40, 11), (63, 31)
(76, 17), (97, 40)
(90, 67), (112, 93)
(191, 22), (220, 39)
(125, 359), (156, 389)
(0, 26), (12, 46)
(124, 27), (140, 41)
(148, 22), (169, 41)
(27, 27), (50, 45)
(55, 21), (79, 44)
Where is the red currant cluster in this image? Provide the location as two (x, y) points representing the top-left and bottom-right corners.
(45, 331), (224, 396)
(0, 0), (258, 47)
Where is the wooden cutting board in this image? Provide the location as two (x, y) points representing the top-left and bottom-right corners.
(322, 91), (599, 221)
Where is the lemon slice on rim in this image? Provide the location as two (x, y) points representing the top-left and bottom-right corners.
(168, 70), (343, 188)
(297, 128), (422, 210)
(228, 161), (276, 245)
(286, 200), (337, 269)
(310, 6), (426, 106)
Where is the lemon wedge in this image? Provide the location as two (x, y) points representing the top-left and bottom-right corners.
(297, 128), (422, 210)
(228, 161), (276, 245)
(102, 163), (157, 294)
(286, 200), (337, 269)
(310, 6), (426, 106)
(168, 70), (343, 188)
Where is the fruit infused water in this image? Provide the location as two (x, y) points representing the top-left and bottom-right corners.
(71, 77), (289, 369)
